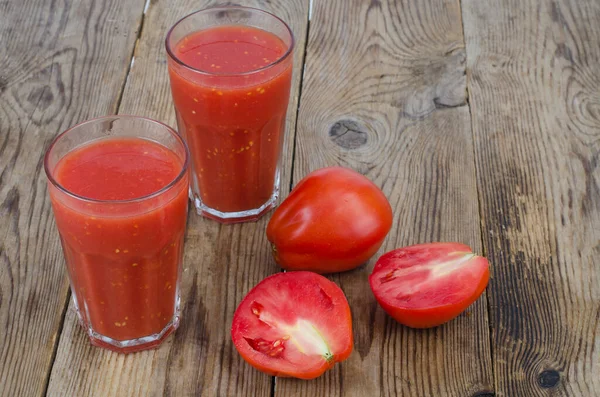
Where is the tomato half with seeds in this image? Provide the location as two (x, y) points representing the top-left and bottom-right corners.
(231, 271), (353, 379)
(369, 243), (489, 328)
(266, 166), (393, 273)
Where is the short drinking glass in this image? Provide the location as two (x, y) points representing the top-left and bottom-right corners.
(44, 116), (189, 353)
(166, 6), (294, 223)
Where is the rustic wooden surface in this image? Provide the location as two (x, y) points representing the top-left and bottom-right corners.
(45, 1), (309, 396)
(0, 0), (146, 396)
(463, 0), (600, 395)
(0, 0), (598, 396)
(275, 0), (493, 396)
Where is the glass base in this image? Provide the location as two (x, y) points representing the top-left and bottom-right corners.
(190, 188), (278, 224)
(87, 318), (179, 354)
(74, 297), (180, 354)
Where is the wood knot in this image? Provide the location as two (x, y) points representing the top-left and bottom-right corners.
(0, 76), (7, 94)
(329, 119), (368, 149)
(402, 47), (467, 119)
(471, 393), (494, 397)
(12, 49), (75, 126)
(215, 4), (245, 19)
(555, 43), (574, 63)
(538, 370), (560, 388)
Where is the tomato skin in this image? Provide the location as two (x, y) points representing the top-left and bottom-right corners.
(369, 243), (490, 328)
(266, 167), (393, 273)
(231, 271), (353, 379)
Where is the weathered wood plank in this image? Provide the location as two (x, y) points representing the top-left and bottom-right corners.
(0, 1), (146, 396)
(46, 1), (309, 396)
(462, 0), (600, 395)
(275, 0), (494, 396)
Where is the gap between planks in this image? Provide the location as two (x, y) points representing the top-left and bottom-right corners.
(41, 2), (150, 396)
(287, 5), (313, 194)
(456, 0), (498, 393)
(42, 291), (71, 397)
(114, 1), (151, 115)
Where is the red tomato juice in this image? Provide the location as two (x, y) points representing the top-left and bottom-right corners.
(49, 138), (188, 345)
(168, 25), (293, 214)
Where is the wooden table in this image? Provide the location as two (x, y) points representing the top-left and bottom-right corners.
(1, 0), (598, 395)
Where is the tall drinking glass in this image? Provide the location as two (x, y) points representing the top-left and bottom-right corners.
(44, 116), (189, 353)
(166, 6), (294, 223)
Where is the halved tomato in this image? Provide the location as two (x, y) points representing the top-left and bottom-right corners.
(231, 271), (353, 379)
(369, 243), (489, 328)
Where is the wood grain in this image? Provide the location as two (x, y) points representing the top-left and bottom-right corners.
(46, 0), (309, 396)
(462, 0), (600, 395)
(0, 1), (146, 396)
(275, 0), (493, 396)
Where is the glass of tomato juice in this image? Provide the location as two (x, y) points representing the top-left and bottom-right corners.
(44, 116), (189, 353)
(166, 6), (294, 223)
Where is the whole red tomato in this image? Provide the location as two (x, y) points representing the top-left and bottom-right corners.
(267, 166), (393, 273)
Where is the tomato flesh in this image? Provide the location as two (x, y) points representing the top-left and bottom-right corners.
(266, 167), (393, 273)
(231, 271), (353, 379)
(369, 243), (489, 328)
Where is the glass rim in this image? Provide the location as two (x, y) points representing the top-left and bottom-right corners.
(165, 5), (295, 77)
(44, 115), (190, 205)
